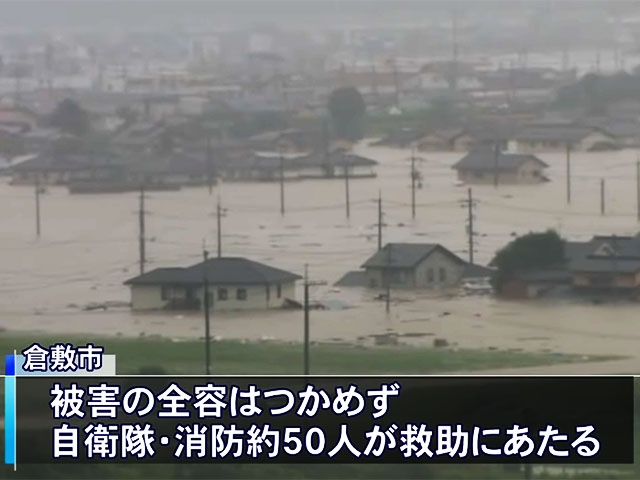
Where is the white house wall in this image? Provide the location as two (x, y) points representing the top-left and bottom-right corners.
(130, 282), (296, 312)
(413, 249), (466, 288)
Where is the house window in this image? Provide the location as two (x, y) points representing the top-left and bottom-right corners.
(427, 269), (434, 283)
(439, 267), (447, 282)
(217, 288), (228, 301)
(237, 288), (247, 301)
(277, 284), (282, 298)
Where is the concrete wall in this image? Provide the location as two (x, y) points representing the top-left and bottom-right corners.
(130, 281), (296, 311)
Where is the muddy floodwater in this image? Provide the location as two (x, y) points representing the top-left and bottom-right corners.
(2, 142), (640, 369)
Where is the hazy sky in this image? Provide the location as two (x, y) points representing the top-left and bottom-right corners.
(0, 1), (633, 32)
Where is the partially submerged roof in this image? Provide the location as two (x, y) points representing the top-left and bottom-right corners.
(513, 124), (614, 143)
(452, 150), (547, 172)
(124, 257), (302, 286)
(568, 234), (640, 273)
(361, 243), (466, 269)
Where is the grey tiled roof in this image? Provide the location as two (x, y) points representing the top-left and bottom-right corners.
(124, 257), (302, 286)
(513, 125), (613, 142)
(452, 150), (547, 172)
(361, 243), (466, 269)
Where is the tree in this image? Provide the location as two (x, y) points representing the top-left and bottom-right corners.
(490, 230), (565, 293)
(327, 86), (366, 141)
(49, 98), (90, 136)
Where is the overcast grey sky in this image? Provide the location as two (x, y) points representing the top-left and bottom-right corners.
(0, 1), (634, 31)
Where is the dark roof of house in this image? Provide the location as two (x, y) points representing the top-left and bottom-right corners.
(112, 122), (165, 147)
(128, 151), (214, 176)
(568, 234), (640, 273)
(462, 263), (494, 278)
(10, 153), (126, 172)
(452, 150), (547, 172)
(296, 150), (378, 168)
(124, 257), (302, 286)
(578, 118), (640, 139)
(503, 234), (640, 281)
(219, 150), (377, 170)
(361, 243), (466, 269)
(334, 270), (368, 287)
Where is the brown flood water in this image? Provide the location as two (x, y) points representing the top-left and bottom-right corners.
(1, 142), (640, 370)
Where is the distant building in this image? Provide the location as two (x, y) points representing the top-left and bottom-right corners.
(111, 121), (166, 153)
(359, 243), (489, 289)
(0, 106), (39, 131)
(370, 128), (425, 148)
(416, 128), (470, 152)
(9, 152), (125, 186)
(452, 150), (549, 185)
(509, 124), (618, 153)
(246, 129), (344, 154)
(124, 257), (302, 312)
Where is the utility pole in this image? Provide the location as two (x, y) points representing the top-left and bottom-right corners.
(344, 152), (350, 219)
(451, 8), (459, 92)
(566, 143), (571, 205)
(463, 188), (476, 264)
(203, 247), (211, 375)
(392, 58), (400, 108)
(493, 142), (500, 188)
(377, 191), (383, 251)
(411, 147), (416, 219)
(216, 197), (222, 258)
(206, 135), (214, 195)
(636, 159), (640, 221)
(302, 264), (327, 376)
(35, 177), (41, 238)
(385, 244), (392, 314)
(279, 151), (285, 216)
(138, 185), (145, 275)
(600, 178), (605, 216)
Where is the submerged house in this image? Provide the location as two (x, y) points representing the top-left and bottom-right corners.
(499, 233), (640, 299)
(246, 128), (351, 154)
(508, 124), (618, 153)
(124, 257), (302, 312)
(9, 152), (126, 186)
(452, 150), (549, 185)
(370, 128), (426, 148)
(216, 149), (377, 181)
(350, 243), (492, 289)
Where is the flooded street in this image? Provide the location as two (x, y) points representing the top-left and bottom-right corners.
(2, 142), (640, 367)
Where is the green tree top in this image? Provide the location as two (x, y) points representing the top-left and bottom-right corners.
(49, 98), (91, 137)
(490, 230), (565, 292)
